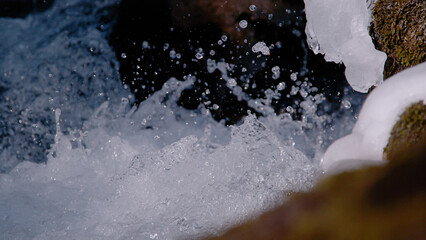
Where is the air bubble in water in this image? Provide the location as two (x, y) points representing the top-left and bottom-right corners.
(239, 20), (248, 29)
(221, 35), (228, 42)
(249, 4), (256, 11)
(290, 72), (298, 81)
(121, 53), (127, 59)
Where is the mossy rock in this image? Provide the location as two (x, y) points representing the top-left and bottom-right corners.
(370, 0), (426, 79)
(383, 101), (426, 161)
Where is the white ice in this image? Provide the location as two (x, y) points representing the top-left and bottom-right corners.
(304, 0), (387, 92)
(322, 62), (426, 173)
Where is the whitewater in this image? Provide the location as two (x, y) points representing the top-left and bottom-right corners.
(0, 0), (383, 239)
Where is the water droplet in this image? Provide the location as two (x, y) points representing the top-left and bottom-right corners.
(142, 41), (150, 49)
(212, 104), (219, 110)
(272, 66), (280, 73)
(290, 86), (299, 95)
(169, 50), (176, 59)
(272, 66), (280, 80)
(163, 43), (169, 50)
(239, 20), (248, 29)
(252, 42), (270, 55)
(277, 82), (286, 90)
(342, 100), (352, 109)
(227, 78), (237, 87)
(195, 52), (204, 60)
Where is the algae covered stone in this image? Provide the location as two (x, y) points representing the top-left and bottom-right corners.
(383, 101), (426, 161)
(370, 0), (426, 78)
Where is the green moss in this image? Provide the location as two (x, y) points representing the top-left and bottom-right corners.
(383, 101), (426, 161)
(370, 0), (426, 78)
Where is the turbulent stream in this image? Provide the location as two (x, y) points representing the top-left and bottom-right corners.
(0, 0), (365, 239)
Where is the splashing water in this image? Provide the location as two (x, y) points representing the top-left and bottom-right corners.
(0, 0), (364, 239)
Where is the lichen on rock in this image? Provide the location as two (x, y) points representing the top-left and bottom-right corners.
(370, 0), (426, 78)
(383, 101), (426, 161)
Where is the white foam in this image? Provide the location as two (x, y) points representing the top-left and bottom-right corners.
(0, 89), (321, 239)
